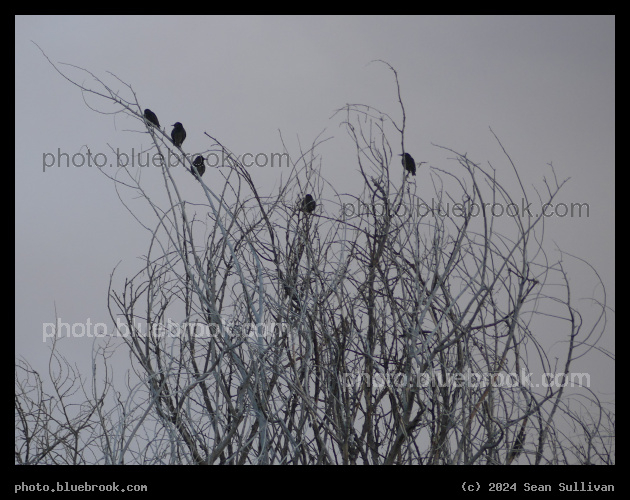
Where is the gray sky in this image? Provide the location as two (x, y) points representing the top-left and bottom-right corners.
(16, 16), (614, 398)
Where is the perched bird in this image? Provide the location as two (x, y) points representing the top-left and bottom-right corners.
(399, 152), (416, 176)
(192, 155), (206, 177)
(171, 122), (186, 148)
(302, 194), (316, 213)
(143, 109), (160, 128)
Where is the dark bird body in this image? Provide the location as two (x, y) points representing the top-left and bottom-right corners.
(400, 152), (416, 176)
(171, 122), (186, 148)
(192, 155), (206, 177)
(302, 194), (316, 213)
(144, 109), (160, 128)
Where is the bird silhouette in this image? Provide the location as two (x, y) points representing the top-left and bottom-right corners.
(192, 155), (206, 177)
(399, 152), (416, 176)
(171, 122), (186, 148)
(144, 109), (160, 128)
(302, 194), (316, 213)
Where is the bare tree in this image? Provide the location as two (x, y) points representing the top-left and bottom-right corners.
(16, 50), (613, 465)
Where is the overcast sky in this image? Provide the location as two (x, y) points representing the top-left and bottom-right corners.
(15, 16), (614, 400)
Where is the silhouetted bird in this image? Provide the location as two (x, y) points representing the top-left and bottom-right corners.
(192, 155), (206, 177)
(171, 122), (186, 148)
(399, 152), (416, 176)
(143, 109), (160, 128)
(302, 194), (316, 213)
